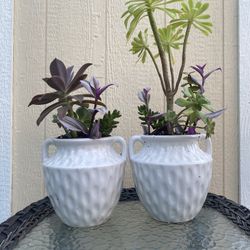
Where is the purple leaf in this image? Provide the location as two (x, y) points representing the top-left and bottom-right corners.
(50, 58), (67, 83)
(138, 87), (151, 105)
(191, 64), (206, 76)
(204, 67), (222, 79)
(67, 63), (92, 92)
(147, 113), (164, 121)
(205, 108), (225, 119)
(57, 106), (68, 119)
(28, 92), (59, 106)
(58, 116), (88, 134)
(36, 101), (66, 126)
(81, 77), (113, 100)
(81, 80), (95, 96)
(96, 84), (113, 99)
(43, 76), (66, 92)
(92, 77), (100, 89)
(187, 127), (196, 134)
(190, 64), (222, 93)
(71, 94), (85, 103)
(68, 74), (87, 93)
(66, 66), (74, 86)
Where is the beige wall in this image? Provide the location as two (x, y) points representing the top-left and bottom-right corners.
(12, 0), (238, 213)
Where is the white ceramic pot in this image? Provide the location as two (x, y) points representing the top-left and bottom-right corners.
(42, 136), (126, 227)
(129, 134), (212, 223)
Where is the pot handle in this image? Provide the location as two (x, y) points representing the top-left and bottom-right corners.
(199, 135), (212, 156)
(129, 135), (144, 159)
(113, 136), (127, 161)
(42, 138), (55, 162)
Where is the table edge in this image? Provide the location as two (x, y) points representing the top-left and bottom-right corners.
(0, 188), (249, 249)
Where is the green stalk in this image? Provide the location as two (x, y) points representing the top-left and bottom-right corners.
(146, 48), (166, 95)
(173, 22), (192, 95)
(168, 49), (175, 91)
(88, 98), (98, 137)
(147, 9), (173, 111)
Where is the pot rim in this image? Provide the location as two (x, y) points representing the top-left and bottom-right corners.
(138, 133), (207, 142)
(46, 135), (122, 143)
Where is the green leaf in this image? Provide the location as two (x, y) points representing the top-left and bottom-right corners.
(130, 29), (149, 63)
(122, 0), (184, 40)
(183, 86), (192, 97)
(165, 110), (177, 122)
(158, 26), (184, 56)
(175, 98), (190, 107)
(76, 107), (92, 128)
(100, 110), (121, 137)
(170, 0), (212, 36)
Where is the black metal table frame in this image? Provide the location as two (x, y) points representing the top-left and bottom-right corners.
(0, 188), (250, 250)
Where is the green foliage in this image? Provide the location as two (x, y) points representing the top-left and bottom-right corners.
(122, 1), (219, 137)
(157, 26), (184, 61)
(205, 118), (215, 138)
(130, 29), (149, 63)
(75, 107), (92, 128)
(122, 0), (182, 40)
(122, 0), (213, 117)
(137, 66), (223, 137)
(138, 104), (149, 125)
(164, 110), (177, 123)
(170, 0), (212, 35)
(100, 110), (121, 137)
(174, 78), (218, 137)
(176, 87), (212, 112)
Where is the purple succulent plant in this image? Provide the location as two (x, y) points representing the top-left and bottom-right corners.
(29, 58), (121, 139)
(138, 87), (151, 106)
(81, 77), (113, 101)
(190, 64), (221, 94)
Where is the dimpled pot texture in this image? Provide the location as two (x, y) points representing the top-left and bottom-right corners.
(129, 134), (212, 223)
(42, 136), (126, 227)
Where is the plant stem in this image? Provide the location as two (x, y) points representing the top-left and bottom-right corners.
(173, 22), (192, 95)
(183, 117), (189, 132)
(146, 48), (166, 95)
(88, 99), (98, 137)
(168, 50), (175, 91)
(147, 9), (173, 110)
(176, 107), (189, 119)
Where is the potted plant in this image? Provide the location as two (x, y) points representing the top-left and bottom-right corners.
(122, 0), (224, 222)
(29, 58), (126, 227)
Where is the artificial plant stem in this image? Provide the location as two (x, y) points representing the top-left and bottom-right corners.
(168, 50), (175, 91)
(146, 48), (166, 95)
(88, 99), (98, 137)
(147, 10), (172, 108)
(183, 117), (190, 132)
(174, 22), (192, 95)
(176, 107), (189, 119)
(68, 108), (77, 138)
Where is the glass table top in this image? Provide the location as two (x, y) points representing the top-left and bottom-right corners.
(14, 200), (250, 250)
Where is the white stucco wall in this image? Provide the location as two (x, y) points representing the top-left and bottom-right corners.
(0, 0), (13, 222)
(12, 0), (238, 212)
(239, 0), (250, 208)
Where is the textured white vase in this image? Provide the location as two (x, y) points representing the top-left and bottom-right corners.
(129, 134), (212, 223)
(42, 136), (126, 227)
